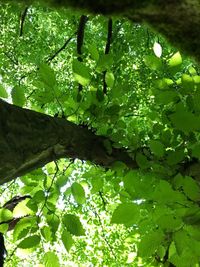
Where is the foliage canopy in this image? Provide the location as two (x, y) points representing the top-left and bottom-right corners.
(1, 3), (200, 267)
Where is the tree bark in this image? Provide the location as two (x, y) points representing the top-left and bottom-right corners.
(6, 0), (200, 62)
(0, 100), (136, 184)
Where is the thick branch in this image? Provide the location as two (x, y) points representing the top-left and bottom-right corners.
(0, 100), (136, 184)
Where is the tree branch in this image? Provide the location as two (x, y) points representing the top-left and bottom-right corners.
(0, 99), (136, 185)
(46, 31), (77, 63)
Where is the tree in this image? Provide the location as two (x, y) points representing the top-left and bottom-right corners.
(0, 2), (200, 267)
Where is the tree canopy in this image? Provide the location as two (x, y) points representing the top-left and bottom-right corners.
(0, 2), (200, 267)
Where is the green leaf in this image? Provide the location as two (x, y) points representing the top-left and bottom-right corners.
(88, 43), (99, 61)
(155, 78), (173, 90)
(32, 190), (45, 203)
(149, 140), (164, 157)
(46, 215), (59, 238)
(0, 84), (8, 98)
(169, 103), (200, 132)
(13, 198), (33, 218)
(152, 180), (183, 204)
(173, 173), (184, 190)
(192, 92), (200, 111)
(91, 176), (104, 193)
(111, 161), (127, 174)
(0, 208), (13, 223)
(13, 217), (33, 242)
(168, 52), (182, 67)
(39, 63), (56, 88)
(71, 182), (86, 204)
(135, 153), (150, 169)
(157, 214), (182, 231)
(182, 207), (200, 225)
(18, 235), (40, 249)
(166, 149), (185, 165)
(182, 176), (200, 201)
(0, 224), (8, 234)
(96, 54), (113, 72)
(181, 74), (194, 93)
(106, 104), (120, 115)
(105, 71), (115, 88)
(111, 203), (140, 225)
(56, 175), (68, 189)
(123, 170), (155, 199)
(61, 230), (74, 252)
(72, 59), (91, 86)
(193, 75), (200, 84)
(144, 55), (162, 70)
(174, 230), (190, 255)
(25, 199), (38, 213)
(188, 66), (197, 75)
(157, 245), (166, 259)
(41, 226), (52, 242)
(192, 144), (200, 159)
(62, 214), (85, 236)
(11, 86), (25, 107)
(155, 90), (178, 105)
(138, 229), (164, 257)
(186, 225), (200, 241)
(170, 249), (199, 267)
(44, 252), (60, 267)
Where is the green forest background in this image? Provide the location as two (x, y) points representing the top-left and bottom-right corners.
(0, 2), (200, 267)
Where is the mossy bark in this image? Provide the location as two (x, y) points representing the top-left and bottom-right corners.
(0, 100), (136, 184)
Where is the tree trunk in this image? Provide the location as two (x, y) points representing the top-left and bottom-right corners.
(6, 0), (200, 62)
(0, 100), (136, 184)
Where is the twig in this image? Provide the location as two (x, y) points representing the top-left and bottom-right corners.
(1, 179), (16, 195)
(38, 161), (73, 216)
(65, 106), (80, 119)
(93, 208), (116, 260)
(4, 51), (18, 66)
(5, 246), (17, 263)
(38, 161), (59, 216)
(98, 191), (107, 210)
(46, 31), (77, 63)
